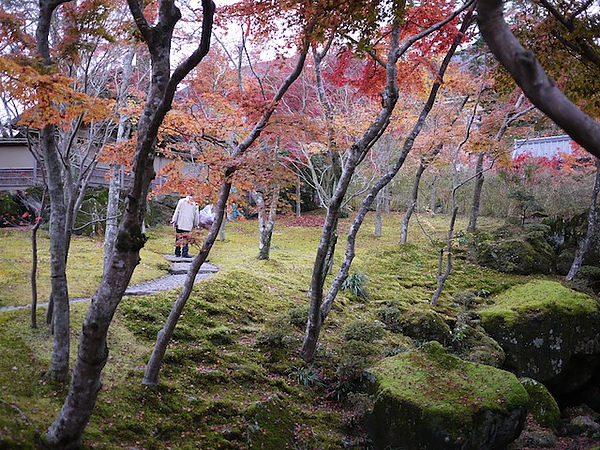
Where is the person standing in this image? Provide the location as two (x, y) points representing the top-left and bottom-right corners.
(171, 193), (200, 258)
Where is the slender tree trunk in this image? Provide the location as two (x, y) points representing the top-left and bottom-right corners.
(296, 174), (301, 217)
(313, 40), (343, 270)
(383, 184), (390, 214)
(302, 23), (404, 362)
(104, 48), (134, 275)
(319, 10), (473, 322)
(30, 189), (47, 329)
(142, 24), (313, 386)
(400, 143), (444, 244)
(44, 2), (216, 447)
(36, 0), (73, 382)
(254, 188), (279, 260)
(566, 158), (600, 281)
(429, 173), (437, 213)
(401, 164), (426, 244)
(42, 126), (71, 382)
(467, 152), (485, 232)
(374, 192), (383, 237)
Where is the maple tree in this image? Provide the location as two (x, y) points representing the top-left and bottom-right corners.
(141, 4), (321, 385)
(0, 0), (120, 382)
(302, 0), (474, 362)
(40, 0), (217, 446)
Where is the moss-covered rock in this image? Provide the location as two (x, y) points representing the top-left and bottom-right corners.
(368, 342), (528, 450)
(402, 309), (452, 345)
(479, 280), (600, 394)
(452, 324), (506, 368)
(475, 238), (554, 275)
(519, 378), (560, 429)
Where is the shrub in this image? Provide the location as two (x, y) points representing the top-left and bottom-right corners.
(286, 365), (323, 387)
(286, 306), (309, 328)
(342, 320), (384, 343)
(341, 272), (368, 299)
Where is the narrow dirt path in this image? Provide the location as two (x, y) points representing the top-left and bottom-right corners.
(0, 256), (219, 312)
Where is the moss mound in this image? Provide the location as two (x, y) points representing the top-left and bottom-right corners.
(479, 280), (600, 387)
(470, 225), (557, 275)
(369, 341), (528, 450)
(244, 396), (296, 449)
(520, 378), (560, 429)
(452, 324), (506, 367)
(378, 301), (451, 345)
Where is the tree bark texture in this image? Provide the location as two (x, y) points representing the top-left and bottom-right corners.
(467, 151), (485, 232)
(566, 158), (600, 281)
(254, 188), (280, 260)
(44, 1), (216, 447)
(476, 0), (600, 159)
(30, 189), (46, 329)
(36, 0), (74, 383)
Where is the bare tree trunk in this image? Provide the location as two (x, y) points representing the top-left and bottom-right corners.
(104, 48), (135, 275)
(374, 192), (383, 237)
(254, 188), (280, 260)
(566, 158), (600, 281)
(429, 173), (437, 212)
(142, 26), (313, 386)
(36, 0), (73, 383)
(383, 184), (390, 214)
(42, 123), (71, 382)
(467, 152), (485, 232)
(296, 174), (301, 217)
(476, 0), (600, 158)
(44, 2), (216, 447)
(400, 143), (443, 244)
(30, 189), (47, 329)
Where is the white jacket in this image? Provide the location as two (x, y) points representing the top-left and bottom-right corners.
(171, 196), (200, 231)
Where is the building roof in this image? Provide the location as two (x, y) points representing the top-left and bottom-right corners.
(512, 134), (573, 159)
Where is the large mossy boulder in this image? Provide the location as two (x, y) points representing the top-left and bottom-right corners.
(470, 225), (557, 275)
(519, 378), (561, 429)
(378, 300), (452, 345)
(479, 280), (600, 395)
(368, 342), (528, 450)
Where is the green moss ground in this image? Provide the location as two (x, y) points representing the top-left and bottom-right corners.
(479, 279), (599, 326)
(0, 228), (169, 308)
(0, 212), (550, 449)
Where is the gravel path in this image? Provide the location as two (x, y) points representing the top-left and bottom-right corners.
(0, 257), (219, 312)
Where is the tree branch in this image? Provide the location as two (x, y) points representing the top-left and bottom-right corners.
(476, 0), (600, 158)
